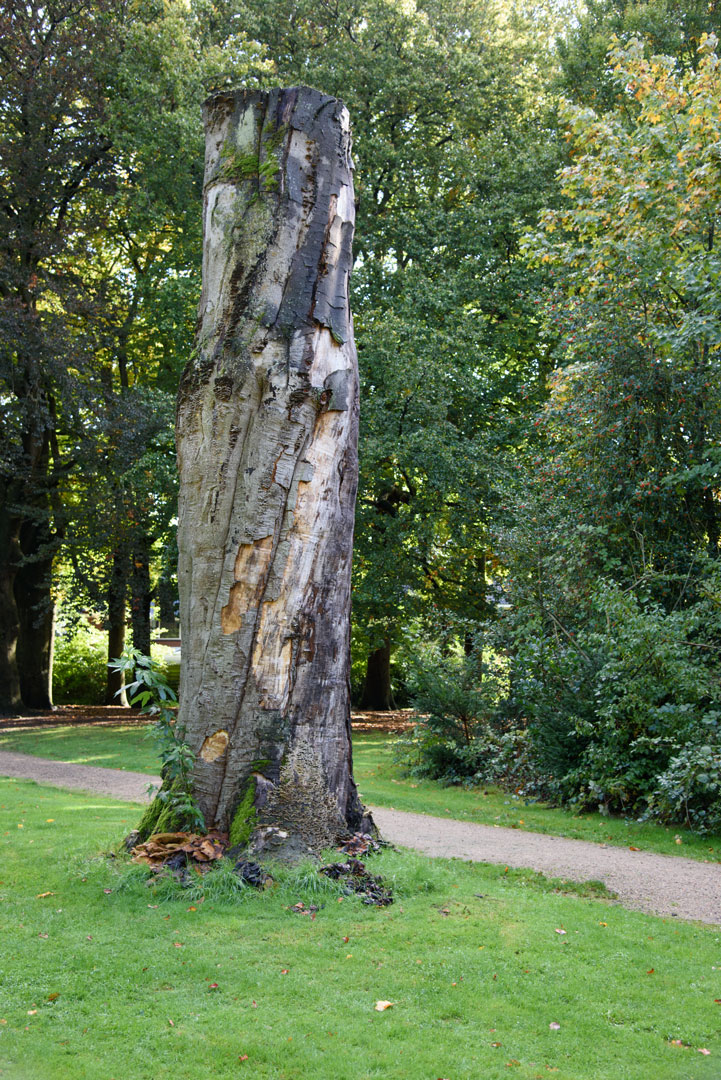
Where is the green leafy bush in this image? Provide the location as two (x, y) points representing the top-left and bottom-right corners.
(53, 621), (107, 704)
(508, 575), (721, 821)
(396, 638), (521, 786)
(648, 738), (721, 834)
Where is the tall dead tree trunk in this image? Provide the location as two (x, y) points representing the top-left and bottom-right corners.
(167, 87), (368, 852)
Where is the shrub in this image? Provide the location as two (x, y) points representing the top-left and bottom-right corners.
(647, 737), (721, 834)
(53, 621), (107, 704)
(508, 575), (721, 820)
(395, 638), (513, 786)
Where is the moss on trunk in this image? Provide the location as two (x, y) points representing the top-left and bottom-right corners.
(228, 777), (258, 849)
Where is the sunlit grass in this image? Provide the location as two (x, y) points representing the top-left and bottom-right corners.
(0, 777), (718, 1080)
(1, 723), (720, 861)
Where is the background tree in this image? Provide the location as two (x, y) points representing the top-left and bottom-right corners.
(223, 0), (562, 706)
(0, 0), (121, 711)
(498, 34), (721, 817)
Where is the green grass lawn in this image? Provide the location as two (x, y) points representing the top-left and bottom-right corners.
(2, 722), (720, 862)
(1, 776), (719, 1080)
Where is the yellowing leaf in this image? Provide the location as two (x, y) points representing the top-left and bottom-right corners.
(36, 892), (54, 899)
(374, 1000), (394, 1011)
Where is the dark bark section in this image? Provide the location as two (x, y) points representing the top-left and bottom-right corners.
(0, 544), (22, 714)
(360, 638), (395, 711)
(105, 544), (129, 706)
(131, 534), (152, 657)
(14, 537), (55, 709)
(175, 87), (367, 845)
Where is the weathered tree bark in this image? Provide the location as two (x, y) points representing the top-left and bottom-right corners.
(360, 637), (395, 711)
(171, 87), (368, 851)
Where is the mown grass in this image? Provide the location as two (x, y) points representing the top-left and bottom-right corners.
(1, 776), (719, 1080)
(2, 723), (720, 862)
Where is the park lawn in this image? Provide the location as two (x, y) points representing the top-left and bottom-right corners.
(1, 723), (721, 862)
(0, 777), (719, 1080)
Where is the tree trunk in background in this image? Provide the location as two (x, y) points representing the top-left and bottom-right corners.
(130, 534), (152, 706)
(172, 87), (368, 850)
(0, 501), (22, 714)
(105, 544), (129, 706)
(14, 540), (56, 709)
(131, 534), (152, 657)
(360, 637), (395, 711)
(156, 553), (178, 633)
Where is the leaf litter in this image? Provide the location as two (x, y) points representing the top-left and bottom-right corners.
(124, 829), (393, 905)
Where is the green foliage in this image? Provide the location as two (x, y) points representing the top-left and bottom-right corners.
(396, 636), (511, 786)
(501, 35), (721, 830)
(649, 742), (721, 834)
(52, 622), (107, 705)
(504, 571), (721, 819)
(108, 648), (204, 834)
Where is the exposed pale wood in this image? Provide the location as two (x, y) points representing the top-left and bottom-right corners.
(175, 87), (367, 844)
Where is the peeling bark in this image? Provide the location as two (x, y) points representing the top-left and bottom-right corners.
(175, 87), (368, 845)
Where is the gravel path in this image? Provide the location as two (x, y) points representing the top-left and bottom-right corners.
(2, 750), (720, 925)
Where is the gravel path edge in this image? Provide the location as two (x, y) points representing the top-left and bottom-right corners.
(1, 750), (719, 925)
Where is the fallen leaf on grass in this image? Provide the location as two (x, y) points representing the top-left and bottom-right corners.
(38, 933), (48, 939)
(628, 846), (640, 851)
(647, 968), (655, 974)
(46, 994), (59, 1002)
(36, 892), (54, 899)
(168, 1019), (174, 1027)
(103, 889), (112, 895)
(239, 1055), (249, 1062)
(209, 983), (219, 991)
(281, 969), (289, 975)
(698, 1048), (711, 1055)
(549, 1023), (561, 1030)
(173, 942), (183, 948)
(27, 1010), (37, 1016)
(374, 1000), (393, 1011)
(554, 929), (566, 935)
(491, 1041), (502, 1047)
